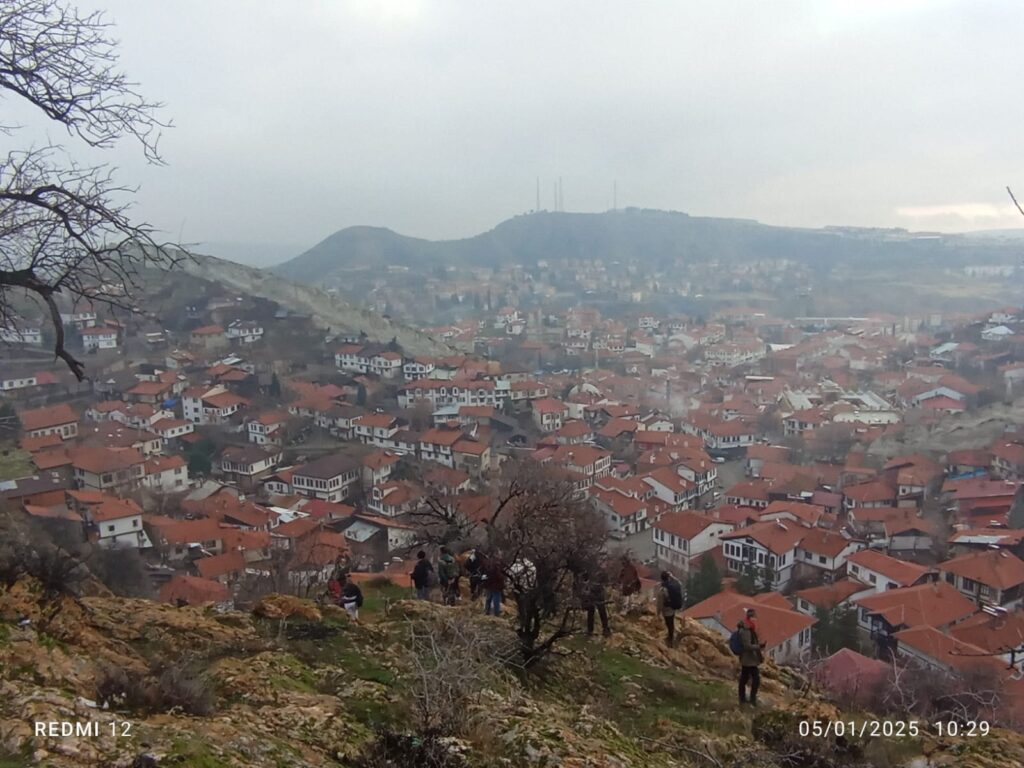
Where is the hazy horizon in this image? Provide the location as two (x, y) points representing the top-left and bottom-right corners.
(43, 1), (1024, 251)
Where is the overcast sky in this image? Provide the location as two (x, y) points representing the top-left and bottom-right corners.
(53, 1), (1024, 261)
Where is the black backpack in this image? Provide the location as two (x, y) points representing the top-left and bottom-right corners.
(664, 579), (684, 610)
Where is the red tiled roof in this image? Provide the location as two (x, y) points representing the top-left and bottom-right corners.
(854, 581), (976, 629)
(722, 519), (809, 554)
(847, 549), (933, 586)
(654, 511), (726, 540)
(194, 550), (246, 580)
(940, 549), (1024, 590)
(20, 403), (78, 431)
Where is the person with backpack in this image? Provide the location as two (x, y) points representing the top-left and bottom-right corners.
(340, 576), (363, 621)
(327, 574), (343, 606)
(481, 552), (505, 616)
(438, 547), (460, 605)
(411, 550), (434, 600)
(735, 608), (766, 706)
(657, 570), (684, 646)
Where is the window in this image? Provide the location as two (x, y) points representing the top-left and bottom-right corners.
(132, 519), (138, 528)
(859, 608), (869, 622)
(107, 525), (115, 532)
(850, 564), (859, 574)
(869, 574), (876, 584)
(818, 555), (827, 565)
(945, 572), (955, 585)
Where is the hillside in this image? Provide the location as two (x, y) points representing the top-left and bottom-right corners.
(178, 251), (460, 356)
(276, 209), (1022, 284)
(2, 577), (1022, 768)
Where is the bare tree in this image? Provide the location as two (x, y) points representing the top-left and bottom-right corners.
(412, 462), (608, 666)
(0, 0), (185, 378)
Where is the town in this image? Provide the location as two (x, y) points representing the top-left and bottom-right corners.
(5, 285), (1024, 722)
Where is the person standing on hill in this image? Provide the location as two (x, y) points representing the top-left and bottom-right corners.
(464, 549), (484, 600)
(737, 608), (765, 706)
(577, 571), (611, 637)
(656, 570), (684, 646)
(339, 576), (363, 621)
(481, 552), (505, 616)
(411, 550), (434, 601)
(438, 546), (460, 605)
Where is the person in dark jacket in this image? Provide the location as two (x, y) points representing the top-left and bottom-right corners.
(411, 550), (434, 600)
(656, 570), (684, 646)
(438, 547), (460, 605)
(481, 553), (505, 616)
(464, 549), (484, 600)
(577, 572), (611, 637)
(737, 608), (765, 706)
(340, 577), (363, 620)
(618, 556), (641, 597)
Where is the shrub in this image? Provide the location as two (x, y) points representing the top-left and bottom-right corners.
(351, 729), (468, 768)
(155, 663), (215, 716)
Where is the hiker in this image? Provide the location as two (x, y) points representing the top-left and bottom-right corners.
(465, 549), (484, 599)
(618, 555), (641, 597)
(411, 550), (434, 600)
(736, 608), (766, 706)
(577, 571), (611, 637)
(656, 570), (684, 646)
(481, 552), (505, 616)
(438, 547), (460, 605)
(340, 576), (363, 621)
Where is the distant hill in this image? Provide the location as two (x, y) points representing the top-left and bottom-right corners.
(276, 209), (1024, 283)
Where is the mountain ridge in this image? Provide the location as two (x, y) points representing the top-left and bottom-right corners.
(275, 209), (1023, 285)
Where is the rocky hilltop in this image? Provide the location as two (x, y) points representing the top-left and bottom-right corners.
(1, 578), (1022, 768)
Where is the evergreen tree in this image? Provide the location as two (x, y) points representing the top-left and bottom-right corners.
(386, 336), (400, 353)
(812, 604), (862, 655)
(269, 373), (282, 398)
(759, 563), (775, 593)
(684, 555), (723, 607)
(735, 563), (758, 596)
(356, 383), (368, 406)
(186, 438), (215, 476)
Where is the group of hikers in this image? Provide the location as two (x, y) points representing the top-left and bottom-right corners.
(325, 548), (765, 706)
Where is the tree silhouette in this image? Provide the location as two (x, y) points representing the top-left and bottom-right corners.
(0, 0), (186, 378)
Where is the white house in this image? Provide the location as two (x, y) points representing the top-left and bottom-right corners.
(0, 327), (42, 345)
(291, 454), (361, 503)
(721, 520), (809, 591)
(81, 326), (119, 350)
(143, 455), (190, 492)
(652, 512), (733, 573)
(845, 549), (935, 595)
(88, 498), (152, 549)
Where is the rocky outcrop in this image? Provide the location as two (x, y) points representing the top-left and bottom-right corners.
(2, 582), (1023, 767)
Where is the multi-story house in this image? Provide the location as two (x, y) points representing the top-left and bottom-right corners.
(291, 454), (361, 503)
(652, 512), (733, 573)
(226, 319), (264, 344)
(351, 412), (404, 448)
(81, 326), (119, 351)
(531, 398), (568, 432)
(182, 385), (248, 425)
(220, 445), (281, 489)
(85, 498), (151, 549)
(845, 549), (936, 595)
(142, 455), (189, 492)
(939, 549), (1024, 609)
(20, 404), (79, 440)
(247, 410), (289, 446)
(721, 519), (808, 590)
(71, 447), (146, 493)
(419, 425), (463, 468)
(366, 481), (424, 517)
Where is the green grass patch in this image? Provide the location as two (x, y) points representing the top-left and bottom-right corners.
(591, 647), (743, 735)
(0, 442), (33, 479)
(359, 578), (413, 618)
